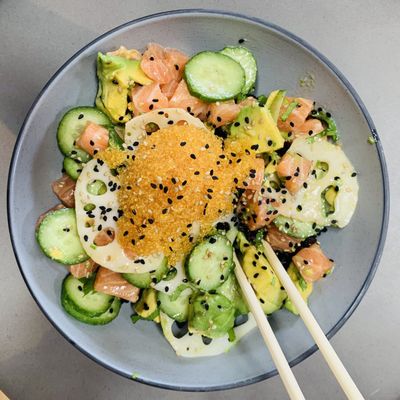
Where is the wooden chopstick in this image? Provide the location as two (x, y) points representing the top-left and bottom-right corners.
(233, 253), (305, 400)
(261, 240), (365, 400)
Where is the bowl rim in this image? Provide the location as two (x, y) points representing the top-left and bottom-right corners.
(7, 8), (390, 392)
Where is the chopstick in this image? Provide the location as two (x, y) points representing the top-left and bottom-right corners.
(261, 240), (365, 400)
(233, 253), (305, 400)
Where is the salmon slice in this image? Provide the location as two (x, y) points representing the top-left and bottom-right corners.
(292, 243), (334, 282)
(164, 47), (189, 81)
(266, 225), (302, 252)
(160, 79), (180, 99)
(169, 80), (209, 118)
(94, 266), (140, 302)
(294, 118), (324, 138)
(130, 82), (169, 115)
(51, 175), (75, 208)
(35, 204), (65, 231)
(276, 152), (312, 195)
(140, 43), (188, 85)
(70, 259), (98, 279)
(208, 100), (241, 128)
(277, 97), (313, 133)
(239, 157), (265, 191)
(75, 122), (109, 157)
(207, 97), (257, 128)
(140, 43), (172, 84)
(240, 189), (279, 231)
(93, 228), (115, 246)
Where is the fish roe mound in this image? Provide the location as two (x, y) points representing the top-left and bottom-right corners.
(100, 124), (256, 264)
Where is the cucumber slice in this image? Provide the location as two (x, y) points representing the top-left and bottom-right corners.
(184, 51), (245, 102)
(122, 257), (169, 289)
(273, 215), (323, 239)
(36, 208), (88, 265)
(220, 46), (257, 95)
(57, 106), (111, 162)
(62, 292), (121, 325)
(185, 234), (233, 291)
(158, 288), (192, 323)
(63, 157), (83, 181)
(62, 275), (114, 317)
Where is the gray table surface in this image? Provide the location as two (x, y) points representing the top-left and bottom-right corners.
(1, 1), (399, 399)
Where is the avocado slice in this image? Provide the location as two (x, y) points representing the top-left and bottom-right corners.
(241, 244), (287, 314)
(216, 273), (248, 316)
(96, 52), (152, 124)
(134, 288), (160, 322)
(266, 89), (286, 122)
(284, 263), (313, 315)
(229, 105), (284, 154)
(236, 236), (287, 315)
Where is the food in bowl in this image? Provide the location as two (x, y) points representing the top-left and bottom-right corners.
(35, 43), (358, 357)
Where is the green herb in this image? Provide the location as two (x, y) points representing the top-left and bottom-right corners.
(307, 109), (339, 143)
(257, 94), (268, 107)
(271, 276), (276, 286)
(130, 314), (142, 324)
(281, 101), (299, 122)
(368, 135), (377, 144)
(227, 328), (236, 342)
(298, 276), (308, 291)
(254, 229), (266, 246)
(78, 274), (96, 296)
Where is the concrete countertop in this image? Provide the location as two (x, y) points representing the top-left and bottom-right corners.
(1, 1), (399, 399)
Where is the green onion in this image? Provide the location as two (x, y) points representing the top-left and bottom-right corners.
(280, 101), (298, 122)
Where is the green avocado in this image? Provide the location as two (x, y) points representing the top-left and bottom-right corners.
(134, 288), (159, 322)
(241, 244), (287, 314)
(229, 105), (284, 154)
(96, 52), (152, 124)
(188, 292), (235, 339)
(284, 263), (313, 315)
(266, 89), (286, 123)
(216, 273), (248, 316)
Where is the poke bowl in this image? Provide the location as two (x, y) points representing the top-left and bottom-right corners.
(7, 9), (388, 391)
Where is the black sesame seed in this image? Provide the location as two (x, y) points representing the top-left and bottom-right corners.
(158, 111), (164, 115)
(250, 144), (259, 150)
(162, 208), (168, 214)
(149, 104), (154, 110)
(167, 120), (174, 125)
(78, 114), (84, 119)
(209, 237), (217, 244)
(194, 171), (200, 175)
(190, 153), (196, 159)
(253, 273), (259, 278)
(326, 112), (332, 118)
(149, 56), (154, 61)
(238, 38), (245, 43)
(167, 198), (173, 204)
(308, 130), (314, 136)
(289, 122), (295, 127)
(83, 235), (88, 242)
(297, 205), (303, 211)
(351, 172), (357, 177)
(180, 141), (186, 146)
(244, 117), (250, 124)
(303, 182), (308, 188)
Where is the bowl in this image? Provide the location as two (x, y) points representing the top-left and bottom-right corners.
(7, 9), (389, 391)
